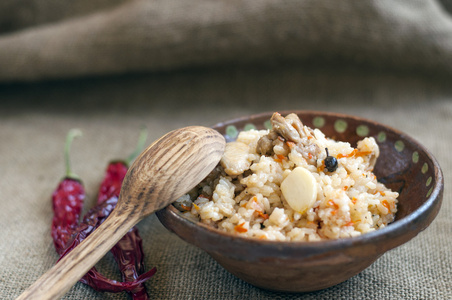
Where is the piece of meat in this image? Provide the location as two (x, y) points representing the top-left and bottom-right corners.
(271, 112), (301, 143)
(256, 131), (278, 156)
(270, 112), (320, 165)
(285, 113), (304, 136)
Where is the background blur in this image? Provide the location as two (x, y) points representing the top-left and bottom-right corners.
(1, 1), (451, 299)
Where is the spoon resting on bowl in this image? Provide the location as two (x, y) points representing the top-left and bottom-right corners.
(17, 126), (225, 300)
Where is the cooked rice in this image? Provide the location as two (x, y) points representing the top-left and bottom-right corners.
(175, 113), (398, 241)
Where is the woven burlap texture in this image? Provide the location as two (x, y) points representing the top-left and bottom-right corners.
(0, 69), (451, 299)
(1, 0), (452, 81)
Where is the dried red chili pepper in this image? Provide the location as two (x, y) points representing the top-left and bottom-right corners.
(61, 197), (157, 293)
(111, 228), (149, 298)
(96, 128), (152, 299)
(51, 129), (85, 255)
(52, 129), (156, 295)
(97, 161), (129, 203)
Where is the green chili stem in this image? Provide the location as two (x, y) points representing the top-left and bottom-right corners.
(125, 126), (148, 166)
(64, 129), (82, 179)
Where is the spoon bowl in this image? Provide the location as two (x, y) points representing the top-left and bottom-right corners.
(17, 126), (225, 300)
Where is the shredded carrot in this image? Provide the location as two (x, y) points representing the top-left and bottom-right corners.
(356, 150), (372, 157)
(286, 141), (296, 148)
(274, 154), (286, 163)
(327, 200), (339, 209)
(192, 203), (200, 210)
(345, 221), (354, 227)
(337, 149), (372, 159)
(308, 153), (313, 160)
(259, 235), (267, 240)
(382, 200), (390, 211)
(251, 196), (258, 203)
(317, 164), (325, 172)
(379, 191), (386, 196)
(234, 222), (248, 233)
(307, 136), (313, 140)
(343, 186), (349, 191)
(180, 204), (192, 211)
(198, 194), (210, 200)
(257, 211), (269, 220)
(351, 197), (357, 204)
(337, 149), (357, 159)
(328, 200), (339, 215)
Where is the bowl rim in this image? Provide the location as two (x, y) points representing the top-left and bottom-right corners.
(160, 110), (444, 253)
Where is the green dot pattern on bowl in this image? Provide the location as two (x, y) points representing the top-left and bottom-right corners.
(412, 151), (419, 163)
(356, 125), (369, 137)
(244, 123), (256, 131)
(377, 131), (386, 142)
(427, 186), (433, 197)
(264, 119), (272, 130)
(426, 176), (432, 187)
(226, 125), (238, 139)
(422, 163), (429, 174)
(313, 117), (325, 128)
(334, 119), (347, 133)
(395, 140), (405, 152)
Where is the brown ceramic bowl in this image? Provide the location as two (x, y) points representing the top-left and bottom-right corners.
(156, 111), (444, 292)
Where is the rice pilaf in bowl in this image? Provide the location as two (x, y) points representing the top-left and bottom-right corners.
(156, 111), (443, 292)
(174, 112), (398, 242)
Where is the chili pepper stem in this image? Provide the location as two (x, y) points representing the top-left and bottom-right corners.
(64, 129), (82, 180)
(125, 126), (148, 166)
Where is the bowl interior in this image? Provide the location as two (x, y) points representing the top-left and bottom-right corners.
(211, 110), (440, 222)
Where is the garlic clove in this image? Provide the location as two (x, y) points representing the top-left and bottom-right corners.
(280, 167), (317, 214)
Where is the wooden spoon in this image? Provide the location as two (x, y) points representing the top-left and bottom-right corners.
(17, 126), (225, 300)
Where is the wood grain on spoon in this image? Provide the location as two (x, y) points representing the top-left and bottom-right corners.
(17, 126), (225, 300)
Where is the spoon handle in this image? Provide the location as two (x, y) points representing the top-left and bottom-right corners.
(16, 126), (225, 300)
(16, 209), (139, 300)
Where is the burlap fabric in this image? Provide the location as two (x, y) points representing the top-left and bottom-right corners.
(1, 0), (452, 81)
(1, 1), (451, 299)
